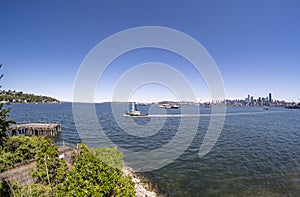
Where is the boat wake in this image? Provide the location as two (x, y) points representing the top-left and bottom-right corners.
(124, 110), (288, 118)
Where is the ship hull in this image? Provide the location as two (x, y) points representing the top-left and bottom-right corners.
(124, 111), (148, 117)
(285, 106), (300, 109)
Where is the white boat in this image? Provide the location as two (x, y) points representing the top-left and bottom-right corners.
(158, 103), (179, 109)
(125, 103), (148, 116)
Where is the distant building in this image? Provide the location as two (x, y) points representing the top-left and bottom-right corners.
(269, 93), (272, 103)
(258, 97), (263, 106)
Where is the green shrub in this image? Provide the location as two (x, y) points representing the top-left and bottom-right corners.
(0, 138), (135, 196)
(56, 144), (135, 197)
(90, 146), (124, 170)
(0, 136), (58, 172)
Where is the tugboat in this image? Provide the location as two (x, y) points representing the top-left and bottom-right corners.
(125, 102), (148, 116)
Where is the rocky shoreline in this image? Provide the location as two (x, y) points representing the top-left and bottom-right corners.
(123, 166), (158, 197)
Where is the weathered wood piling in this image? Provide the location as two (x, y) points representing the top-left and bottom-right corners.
(7, 123), (61, 137)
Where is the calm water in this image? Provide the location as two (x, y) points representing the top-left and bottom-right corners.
(6, 103), (300, 196)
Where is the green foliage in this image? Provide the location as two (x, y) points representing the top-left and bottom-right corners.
(31, 138), (68, 186)
(0, 179), (13, 197)
(0, 90), (60, 104)
(0, 136), (43, 172)
(0, 64), (15, 147)
(0, 136), (67, 196)
(14, 183), (52, 197)
(90, 146), (124, 170)
(0, 103), (15, 147)
(0, 181), (52, 197)
(0, 137), (135, 196)
(56, 144), (135, 197)
(0, 151), (14, 172)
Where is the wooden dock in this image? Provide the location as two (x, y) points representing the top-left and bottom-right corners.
(8, 123), (61, 137)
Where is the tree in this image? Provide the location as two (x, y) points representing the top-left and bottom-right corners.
(0, 64), (15, 148)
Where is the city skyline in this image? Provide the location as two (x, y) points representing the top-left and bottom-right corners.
(1, 1), (300, 102)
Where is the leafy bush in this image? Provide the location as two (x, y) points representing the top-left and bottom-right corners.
(31, 138), (68, 186)
(0, 136), (45, 172)
(14, 184), (52, 197)
(0, 138), (135, 196)
(56, 144), (135, 197)
(0, 181), (52, 197)
(0, 136), (67, 196)
(90, 146), (124, 170)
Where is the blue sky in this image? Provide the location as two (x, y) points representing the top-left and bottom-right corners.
(0, 0), (299, 102)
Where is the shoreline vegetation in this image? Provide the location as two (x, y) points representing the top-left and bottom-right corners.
(0, 135), (159, 197)
(0, 90), (60, 104)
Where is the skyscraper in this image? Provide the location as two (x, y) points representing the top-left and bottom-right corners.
(269, 93), (272, 103)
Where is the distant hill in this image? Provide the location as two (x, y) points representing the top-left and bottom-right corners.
(0, 90), (60, 104)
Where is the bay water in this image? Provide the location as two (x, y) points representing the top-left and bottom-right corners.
(6, 103), (300, 196)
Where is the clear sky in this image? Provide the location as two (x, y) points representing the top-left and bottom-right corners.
(1, 0), (299, 102)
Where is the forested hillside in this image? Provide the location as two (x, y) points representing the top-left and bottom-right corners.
(0, 90), (60, 104)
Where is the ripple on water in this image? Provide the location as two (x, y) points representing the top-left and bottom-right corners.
(6, 103), (300, 196)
